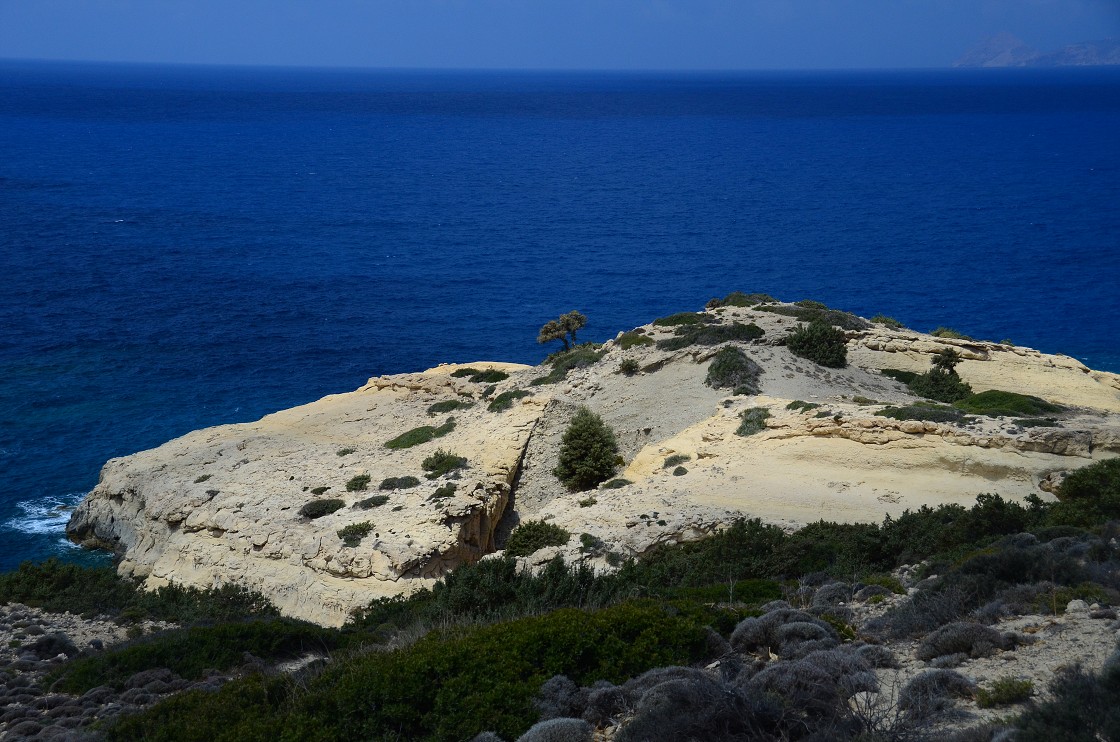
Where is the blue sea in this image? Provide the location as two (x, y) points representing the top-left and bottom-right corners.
(1, 61), (1118, 571)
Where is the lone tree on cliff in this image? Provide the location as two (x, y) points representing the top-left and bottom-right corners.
(554, 406), (618, 491)
(537, 310), (587, 352)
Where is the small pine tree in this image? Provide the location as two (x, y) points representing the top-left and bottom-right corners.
(538, 310), (588, 352)
(908, 349), (973, 402)
(554, 407), (619, 491)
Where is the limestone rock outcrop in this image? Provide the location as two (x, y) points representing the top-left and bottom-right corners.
(68, 302), (1120, 626)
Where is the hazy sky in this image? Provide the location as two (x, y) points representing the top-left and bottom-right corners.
(2, 0), (1118, 70)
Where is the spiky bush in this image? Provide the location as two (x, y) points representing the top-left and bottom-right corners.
(916, 622), (1006, 661)
(554, 407), (619, 491)
(786, 319), (847, 368)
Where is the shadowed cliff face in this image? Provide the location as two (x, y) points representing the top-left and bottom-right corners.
(68, 302), (1120, 626)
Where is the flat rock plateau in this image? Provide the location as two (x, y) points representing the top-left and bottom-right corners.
(66, 300), (1120, 627)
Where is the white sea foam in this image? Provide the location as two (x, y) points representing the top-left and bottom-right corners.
(3, 492), (83, 537)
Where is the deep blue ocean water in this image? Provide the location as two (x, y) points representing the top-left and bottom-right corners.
(1, 61), (1118, 571)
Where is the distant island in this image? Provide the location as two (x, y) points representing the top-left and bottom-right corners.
(955, 33), (1120, 67)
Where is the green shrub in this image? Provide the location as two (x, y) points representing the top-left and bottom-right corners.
(663, 453), (691, 469)
(931, 327), (973, 340)
(488, 389), (532, 412)
(722, 291), (776, 306)
(378, 476), (420, 491)
(656, 322), (764, 352)
(653, 312), (709, 327)
(757, 304), (870, 331)
(422, 448), (468, 479)
(602, 479), (631, 489)
(345, 474), (371, 492)
(338, 522), (374, 547)
(736, 408), (770, 436)
(310, 486), (330, 495)
(579, 497), (597, 507)
(427, 399), (474, 415)
(336, 447), (356, 456)
(617, 331), (654, 349)
(705, 346), (762, 394)
(976, 676), (1033, 708)
(786, 400), (821, 411)
(881, 368), (919, 384)
(672, 466), (688, 476)
(786, 319), (847, 368)
(955, 390), (1064, 418)
(57, 620), (337, 695)
(554, 407), (619, 491)
(906, 351), (973, 403)
(355, 495), (390, 509)
(430, 483), (457, 500)
(795, 299), (829, 310)
(384, 417), (456, 449)
(532, 345), (606, 385)
(876, 404), (970, 425)
(506, 521), (571, 557)
(300, 498), (346, 518)
(193, 474), (211, 484)
(871, 314), (905, 329)
(451, 367), (481, 378)
(618, 358), (640, 376)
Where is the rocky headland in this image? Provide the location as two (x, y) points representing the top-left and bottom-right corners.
(65, 298), (1120, 627)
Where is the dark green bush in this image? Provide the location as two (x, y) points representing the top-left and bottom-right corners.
(617, 331), (654, 349)
(870, 314), (905, 329)
(451, 367), (481, 378)
(931, 327), (973, 340)
(663, 454), (691, 469)
(656, 322), (764, 352)
(488, 389), (532, 412)
(532, 345), (606, 385)
(57, 620), (338, 695)
(300, 498), (346, 518)
(378, 475), (420, 491)
(672, 466), (688, 476)
(955, 390), (1064, 418)
(736, 408), (770, 436)
(430, 482), (457, 500)
(554, 407), (619, 491)
(618, 358), (640, 376)
(602, 479), (631, 489)
(653, 312), (709, 327)
(384, 417), (456, 449)
(470, 369), (509, 383)
(757, 304), (870, 331)
(310, 486), (330, 495)
(344, 474), (371, 492)
(506, 521), (571, 557)
(906, 351), (973, 403)
(193, 474), (212, 484)
(786, 319), (847, 368)
(1014, 662), (1120, 741)
(355, 494), (390, 509)
(880, 368), (918, 384)
(876, 403), (971, 424)
(705, 346), (762, 394)
(338, 521), (374, 547)
(336, 447), (356, 456)
(422, 448), (468, 479)
(427, 399), (473, 415)
(722, 291), (776, 306)
(785, 400), (821, 412)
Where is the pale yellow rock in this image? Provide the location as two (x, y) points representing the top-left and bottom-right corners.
(68, 305), (1120, 626)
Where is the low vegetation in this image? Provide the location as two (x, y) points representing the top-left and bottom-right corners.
(616, 331), (653, 350)
(652, 311), (708, 327)
(876, 403), (971, 425)
(451, 368), (509, 383)
(736, 407), (770, 436)
(662, 453), (690, 469)
(531, 344), (606, 385)
(871, 314), (905, 329)
(488, 389), (532, 412)
(704, 346), (762, 394)
(378, 475), (420, 491)
(618, 358), (640, 376)
(955, 389), (1063, 418)
(354, 494), (390, 509)
(907, 348), (973, 403)
(786, 319), (848, 367)
(427, 399), (474, 415)
(299, 498), (346, 519)
(931, 327), (974, 340)
(383, 417), (456, 449)
(554, 407), (619, 491)
(337, 521), (374, 547)
(785, 400), (821, 412)
(344, 474), (371, 492)
(505, 521), (572, 557)
(975, 676), (1033, 708)
(421, 448), (468, 479)
(757, 301), (869, 331)
(655, 321), (764, 352)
